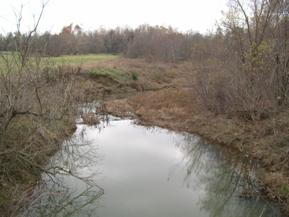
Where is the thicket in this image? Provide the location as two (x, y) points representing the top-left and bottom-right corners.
(0, 4), (79, 216)
(194, 0), (289, 119)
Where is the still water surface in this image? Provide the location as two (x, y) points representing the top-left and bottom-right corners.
(21, 116), (281, 217)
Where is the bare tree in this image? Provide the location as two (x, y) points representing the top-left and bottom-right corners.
(0, 3), (81, 216)
(194, 0), (289, 118)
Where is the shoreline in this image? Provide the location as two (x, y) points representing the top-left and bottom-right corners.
(104, 88), (289, 216)
(2, 58), (288, 216)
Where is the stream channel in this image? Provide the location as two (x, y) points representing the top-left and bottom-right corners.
(20, 112), (282, 217)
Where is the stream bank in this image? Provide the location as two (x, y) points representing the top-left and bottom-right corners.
(21, 115), (282, 217)
(104, 86), (289, 216)
(2, 58), (288, 216)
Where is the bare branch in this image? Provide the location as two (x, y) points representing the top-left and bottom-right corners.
(236, 0), (253, 45)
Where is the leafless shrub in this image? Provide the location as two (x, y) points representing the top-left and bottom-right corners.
(125, 25), (193, 62)
(0, 3), (80, 216)
(194, 0), (289, 120)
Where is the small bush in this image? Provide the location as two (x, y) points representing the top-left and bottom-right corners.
(131, 71), (138, 81)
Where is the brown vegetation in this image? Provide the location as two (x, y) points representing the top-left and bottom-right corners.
(0, 24), (201, 62)
(0, 28), (78, 215)
(1, 0), (289, 216)
(103, 56), (289, 215)
(194, 0), (289, 119)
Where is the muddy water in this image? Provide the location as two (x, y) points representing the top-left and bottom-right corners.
(21, 116), (281, 217)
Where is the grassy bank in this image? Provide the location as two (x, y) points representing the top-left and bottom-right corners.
(105, 88), (289, 215)
(0, 55), (144, 217)
(1, 55), (288, 216)
(102, 58), (289, 216)
(0, 80), (75, 216)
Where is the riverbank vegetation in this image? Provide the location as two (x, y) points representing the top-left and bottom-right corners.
(1, 0), (289, 216)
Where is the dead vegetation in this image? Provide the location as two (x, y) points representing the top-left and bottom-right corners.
(0, 55), (78, 216)
(81, 112), (100, 125)
(103, 56), (289, 215)
(193, 0), (289, 120)
(1, 0), (289, 216)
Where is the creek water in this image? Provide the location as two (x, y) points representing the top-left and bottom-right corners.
(21, 116), (281, 217)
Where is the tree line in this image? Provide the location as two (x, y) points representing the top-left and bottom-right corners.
(0, 24), (210, 62)
(1, 0), (288, 117)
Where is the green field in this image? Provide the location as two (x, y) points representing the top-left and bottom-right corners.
(0, 53), (137, 83)
(47, 54), (119, 65)
(0, 53), (119, 70)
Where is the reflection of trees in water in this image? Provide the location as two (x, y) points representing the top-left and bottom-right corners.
(178, 133), (281, 217)
(20, 175), (103, 217)
(19, 118), (282, 217)
(19, 124), (105, 217)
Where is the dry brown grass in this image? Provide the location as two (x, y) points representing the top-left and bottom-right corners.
(106, 86), (289, 214)
(103, 58), (289, 215)
(1, 54), (288, 216)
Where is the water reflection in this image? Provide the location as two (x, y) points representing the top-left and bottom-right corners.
(20, 116), (281, 217)
(19, 126), (104, 217)
(179, 134), (280, 217)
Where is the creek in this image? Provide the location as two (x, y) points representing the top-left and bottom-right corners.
(20, 115), (281, 217)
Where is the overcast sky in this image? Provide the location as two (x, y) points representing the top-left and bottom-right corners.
(0, 0), (229, 34)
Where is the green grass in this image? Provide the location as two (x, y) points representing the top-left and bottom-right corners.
(0, 53), (119, 71)
(89, 67), (138, 82)
(47, 54), (119, 65)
